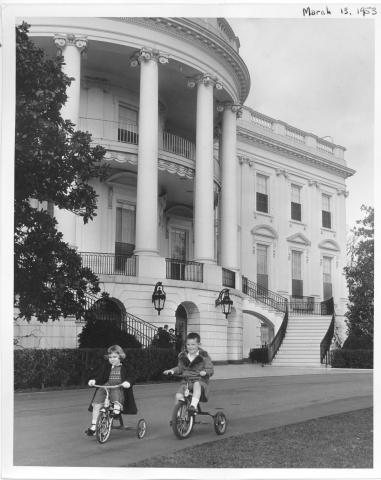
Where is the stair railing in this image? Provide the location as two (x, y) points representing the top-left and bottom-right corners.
(81, 292), (159, 349)
(121, 311), (159, 349)
(242, 276), (288, 312)
(320, 300), (336, 365)
(266, 308), (289, 364)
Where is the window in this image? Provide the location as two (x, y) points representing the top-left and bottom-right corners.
(256, 174), (269, 213)
(118, 104), (138, 144)
(170, 228), (188, 280)
(322, 194), (331, 229)
(291, 184), (302, 221)
(323, 256), (333, 300)
(291, 250), (303, 297)
(256, 244), (268, 292)
(115, 203), (136, 261)
(46, 201), (54, 218)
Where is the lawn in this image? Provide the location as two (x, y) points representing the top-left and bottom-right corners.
(131, 407), (373, 468)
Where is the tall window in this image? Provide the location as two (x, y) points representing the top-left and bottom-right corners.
(257, 244), (268, 292)
(118, 104), (138, 143)
(170, 228), (188, 280)
(115, 203), (136, 257)
(256, 174), (269, 213)
(291, 184), (302, 221)
(323, 256), (333, 300)
(322, 194), (332, 229)
(291, 250), (303, 297)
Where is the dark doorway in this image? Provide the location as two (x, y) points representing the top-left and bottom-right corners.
(175, 304), (188, 353)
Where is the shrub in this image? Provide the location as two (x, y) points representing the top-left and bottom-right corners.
(14, 347), (178, 390)
(78, 317), (142, 349)
(330, 349), (373, 369)
(342, 333), (373, 350)
(249, 347), (269, 364)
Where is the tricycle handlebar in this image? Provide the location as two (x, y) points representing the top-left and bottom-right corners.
(92, 384), (124, 389)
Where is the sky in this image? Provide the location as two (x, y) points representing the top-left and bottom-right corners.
(228, 18), (375, 230)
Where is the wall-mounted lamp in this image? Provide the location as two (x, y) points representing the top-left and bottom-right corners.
(152, 282), (166, 315)
(215, 288), (233, 319)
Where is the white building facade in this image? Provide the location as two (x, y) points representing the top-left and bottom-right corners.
(15, 17), (355, 363)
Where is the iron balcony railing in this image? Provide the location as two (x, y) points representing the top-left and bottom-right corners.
(242, 276), (288, 312)
(80, 252), (137, 277)
(288, 296), (334, 316)
(165, 258), (203, 282)
(222, 268), (236, 289)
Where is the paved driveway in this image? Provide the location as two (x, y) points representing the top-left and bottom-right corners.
(14, 371), (372, 467)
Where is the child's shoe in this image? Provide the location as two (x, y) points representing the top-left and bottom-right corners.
(187, 405), (197, 415)
(85, 427), (96, 436)
(112, 406), (121, 417)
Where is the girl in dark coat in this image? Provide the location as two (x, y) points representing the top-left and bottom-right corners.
(85, 344), (137, 436)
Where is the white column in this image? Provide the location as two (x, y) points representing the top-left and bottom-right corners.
(219, 103), (240, 271)
(132, 48), (168, 256)
(54, 34), (87, 125)
(53, 34), (87, 248)
(189, 74), (222, 263)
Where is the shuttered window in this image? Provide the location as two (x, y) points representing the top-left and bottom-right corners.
(291, 250), (303, 297)
(257, 244), (268, 291)
(323, 256), (333, 299)
(115, 203), (136, 258)
(256, 174), (269, 213)
(291, 184), (302, 221)
(322, 194), (331, 229)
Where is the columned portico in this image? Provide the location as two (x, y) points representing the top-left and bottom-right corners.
(131, 48), (168, 257)
(53, 34), (87, 248)
(189, 74), (222, 264)
(219, 103), (240, 271)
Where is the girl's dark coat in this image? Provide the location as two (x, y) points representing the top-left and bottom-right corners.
(87, 362), (137, 414)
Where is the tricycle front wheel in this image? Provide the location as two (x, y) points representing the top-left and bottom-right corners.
(171, 402), (194, 439)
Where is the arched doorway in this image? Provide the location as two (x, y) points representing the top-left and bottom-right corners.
(174, 301), (201, 353)
(87, 297), (124, 327)
(175, 304), (187, 352)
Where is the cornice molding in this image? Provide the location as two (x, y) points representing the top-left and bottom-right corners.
(237, 127), (355, 179)
(108, 17), (250, 103)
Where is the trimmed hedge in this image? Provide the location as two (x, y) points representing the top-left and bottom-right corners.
(330, 349), (373, 369)
(14, 347), (178, 390)
(249, 347), (269, 364)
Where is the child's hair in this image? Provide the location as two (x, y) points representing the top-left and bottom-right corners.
(186, 332), (201, 343)
(105, 344), (126, 360)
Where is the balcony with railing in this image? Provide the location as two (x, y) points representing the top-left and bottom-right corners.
(165, 258), (203, 282)
(239, 107), (347, 164)
(162, 131), (195, 160)
(79, 117), (196, 162)
(289, 296), (334, 316)
(80, 252), (137, 277)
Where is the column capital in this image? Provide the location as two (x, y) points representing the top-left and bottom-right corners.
(187, 73), (223, 90)
(53, 34), (88, 52)
(308, 179), (320, 189)
(216, 101), (242, 117)
(275, 168), (289, 179)
(129, 47), (169, 67)
(238, 155), (254, 167)
(336, 188), (349, 197)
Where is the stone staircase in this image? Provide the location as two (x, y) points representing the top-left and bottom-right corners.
(271, 315), (332, 367)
